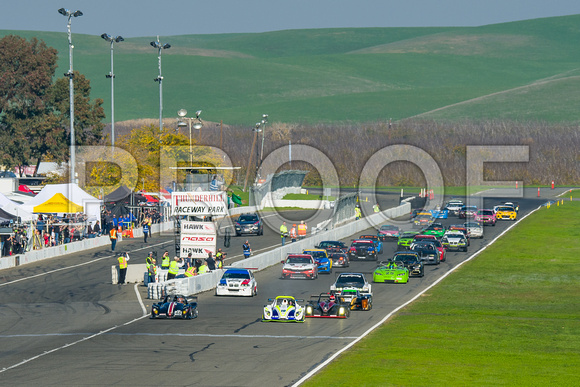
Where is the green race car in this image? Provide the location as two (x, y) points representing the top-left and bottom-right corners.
(421, 223), (445, 238)
(397, 231), (419, 250)
(373, 261), (410, 284)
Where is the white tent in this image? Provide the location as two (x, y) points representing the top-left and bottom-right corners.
(0, 192), (35, 221)
(20, 183), (102, 221)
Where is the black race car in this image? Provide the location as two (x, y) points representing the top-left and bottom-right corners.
(305, 293), (350, 318)
(150, 294), (199, 319)
(391, 251), (424, 277)
(315, 240), (348, 253)
(348, 240), (378, 261)
(410, 241), (440, 265)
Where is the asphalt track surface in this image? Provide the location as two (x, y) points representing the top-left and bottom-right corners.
(0, 188), (566, 386)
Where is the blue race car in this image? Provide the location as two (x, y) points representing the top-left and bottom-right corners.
(359, 234), (383, 254)
(150, 294), (198, 320)
(262, 296), (305, 322)
(303, 249), (333, 274)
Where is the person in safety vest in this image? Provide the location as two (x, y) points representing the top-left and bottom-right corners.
(147, 258), (157, 283)
(289, 224), (297, 243)
(184, 262), (197, 277)
(355, 205), (362, 220)
(297, 220), (307, 240)
(215, 248), (225, 269)
(167, 257), (180, 280)
(109, 226), (117, 252)
(280, 222), (288, 246)
(161, 251), (171, 270)
(198, 260), (209, 275)
(117, 252), (130, 285)
(373, 203), (380, 213)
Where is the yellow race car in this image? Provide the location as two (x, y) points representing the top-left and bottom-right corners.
(495, 206), (517, 220)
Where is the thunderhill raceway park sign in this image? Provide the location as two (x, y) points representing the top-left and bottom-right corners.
(171, 191), (228, 216)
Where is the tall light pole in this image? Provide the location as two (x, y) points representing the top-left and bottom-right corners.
(243, 122), (262, 192)
(258, 113), (268, 180)
(58, 7), (83, 184)
(101, 33), (124, 148)
(150, 36), (171, 134)
(259, 114), (268, 163)
(177, 109), (203, 166)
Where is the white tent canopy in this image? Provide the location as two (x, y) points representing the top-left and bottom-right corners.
(0, 192), (35, 221)
(20, 183), (102, 221)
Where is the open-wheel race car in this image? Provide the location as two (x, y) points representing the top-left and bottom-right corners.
(336, 289), (372, 311)
(262, 296), (305, 322)
(150, 294), (198, 320)
(305, 292), (350, 319)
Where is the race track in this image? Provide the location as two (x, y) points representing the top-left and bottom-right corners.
(0, 189), (561, 386)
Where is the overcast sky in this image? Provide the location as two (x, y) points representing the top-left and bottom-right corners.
(2, 0), (580, 37)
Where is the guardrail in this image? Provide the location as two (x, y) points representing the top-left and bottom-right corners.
(146, 201), (410, 298)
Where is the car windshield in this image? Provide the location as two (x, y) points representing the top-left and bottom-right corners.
(330, 253), (347, 259)
(335, 275), (365, 287)
(276, 298), (295, 306)
(497, 207), (513, 212)
(394, 254), (419, 263)
(319, 241), (342, 248)
(412, 243), (435, 251)
(479, 210), (494, 215)
(287, 257), (312, 264)
(351, 242), (372, 248)
(304, 251), (326, 259)
(380, 225), (398, 231)
(238, 215), (257, 222)
(465, 222), (480, 228)
(223, 271), (250, 279)
(400, 233), (417, 239)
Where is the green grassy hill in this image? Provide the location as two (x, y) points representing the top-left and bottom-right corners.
(3, 14), (580, 124)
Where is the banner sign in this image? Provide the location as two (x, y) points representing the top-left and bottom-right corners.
(171, 191), (228, 216)
(180, 221), (216, 235)
(180, 245), (216, 259)
(180, 235), (216, 245)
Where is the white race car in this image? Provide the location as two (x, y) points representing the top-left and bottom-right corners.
(330, 273), (372, 295)
(464, 221), (483, 238)
(262, 296), (305, 322)
(215, 268), (257, 297)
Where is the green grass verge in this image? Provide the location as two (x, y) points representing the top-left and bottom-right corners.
(567, 189), (580, 199)
(304, 202), (580, 386)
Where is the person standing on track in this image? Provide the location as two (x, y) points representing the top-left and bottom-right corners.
(242, 240), (251, 259)
(117, 252), (130, 285)
(289, 224), (297, 243)
(143, 221), (149, 243)
(297, 220), (307, 240)
(147, 257), (157, 283)
(280, 221), (288, 246)
(109, 226), (117, 252)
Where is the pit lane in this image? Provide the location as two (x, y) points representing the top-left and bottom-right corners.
(0, 189), (559, 385)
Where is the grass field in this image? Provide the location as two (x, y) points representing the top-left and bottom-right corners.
(303, 202), (580, 386)
(4, 15), (580, 124)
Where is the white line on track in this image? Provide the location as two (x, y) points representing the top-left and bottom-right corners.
(134, 283), (147, 315)
(0, 333), (357, 340)
(291, 205), (543, 386)
(0, 315), (148, 374)
(0, 240), (168, 288)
